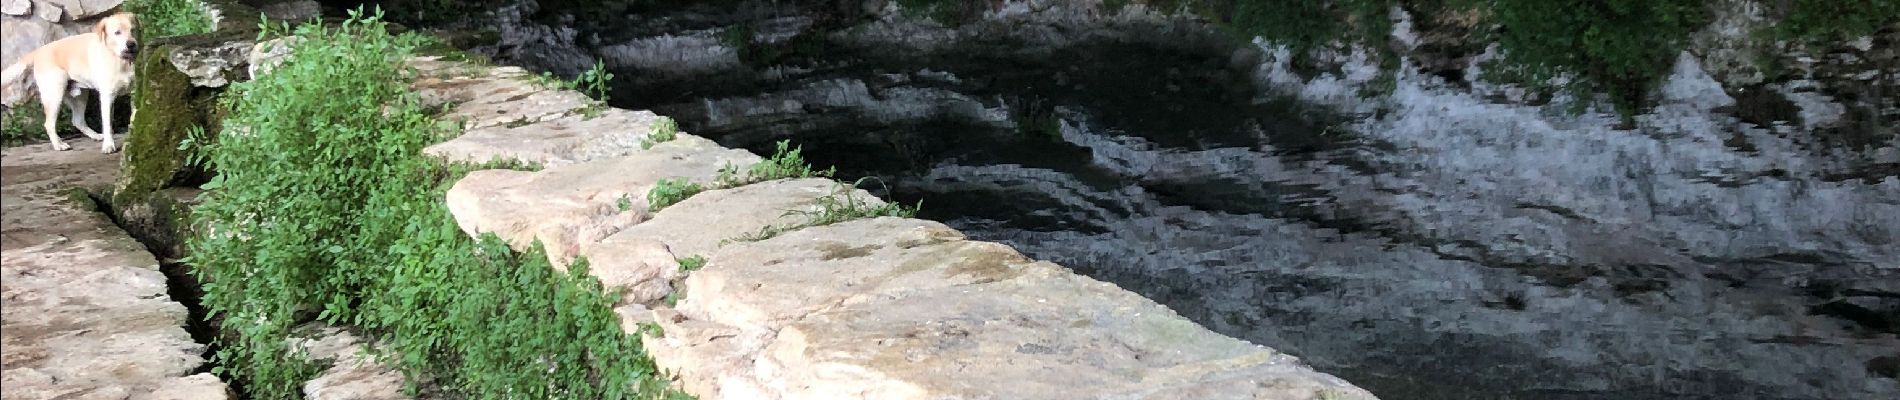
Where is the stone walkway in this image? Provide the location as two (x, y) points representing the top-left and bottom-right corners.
(1, 144), (228, 399)
(413, 56), (1381, 400)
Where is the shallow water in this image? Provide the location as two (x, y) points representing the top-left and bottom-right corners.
(496, 5), (1900, 398)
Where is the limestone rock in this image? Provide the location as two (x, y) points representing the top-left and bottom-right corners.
(647, 217), (1377, 400)
(167, 32), (257, 88)
(137, 373), (233, 400)
(580, 178), (886, 304)
(48, 0), (119, 20)
(257, 0), (319, 21)
(291, 323), (414, 400)
(423, 107), (677, 168)
(596, 178), (881, 259)
(406, 57), (594, 131)
(246, 37), (300, 79)
(444, 137), (761, 266)
(2, 0), (28, 16)
(585, 237), (681, 305)
(1, 145), (226, 400)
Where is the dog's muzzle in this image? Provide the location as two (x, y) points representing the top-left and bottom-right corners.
(123, 44), (139, 59)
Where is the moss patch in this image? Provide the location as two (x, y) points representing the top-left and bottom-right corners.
(117, 37), (235, 206)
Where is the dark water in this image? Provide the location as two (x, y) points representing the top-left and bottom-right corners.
(491, 4), (1900, 399)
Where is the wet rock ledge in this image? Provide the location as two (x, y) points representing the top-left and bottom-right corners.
(411, 54), (1378, 400)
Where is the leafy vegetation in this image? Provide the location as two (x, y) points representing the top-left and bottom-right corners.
(1467, 0), (1709, 119)
(716, 140), (836, 188)
(646, 177), (705, 212)
(124, 0), (215, 39)
(1770, 0), (1900, 43)
(183, 9), (683, 399)
(1, 106), (71, 145)
(676, 255), (707, 273)
(642, 116), (679, 149)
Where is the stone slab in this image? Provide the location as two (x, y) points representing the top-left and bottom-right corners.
(0, 145), (227, 400)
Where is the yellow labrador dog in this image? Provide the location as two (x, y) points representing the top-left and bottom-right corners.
(1, 13), (139, 153)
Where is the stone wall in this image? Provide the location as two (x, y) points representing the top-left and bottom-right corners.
(409, 55), (1381, 399)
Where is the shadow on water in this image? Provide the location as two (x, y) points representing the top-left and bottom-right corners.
(538, 6), (1900, 399)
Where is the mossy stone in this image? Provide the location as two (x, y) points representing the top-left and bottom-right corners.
(116, 34), (246, 207)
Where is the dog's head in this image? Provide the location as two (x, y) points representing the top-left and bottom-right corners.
(94, 13), (139, 60)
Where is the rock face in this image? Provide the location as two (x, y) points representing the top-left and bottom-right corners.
(0, 144), (229, 400)
(419, 53), (1380, 399)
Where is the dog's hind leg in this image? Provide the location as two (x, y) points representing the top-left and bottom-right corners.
(34, 74), (70, 151)
(67, 88), (104, 141)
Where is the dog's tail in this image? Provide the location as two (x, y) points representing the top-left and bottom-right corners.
(1, 54), (33, 106)
(1, 56), (28, 86)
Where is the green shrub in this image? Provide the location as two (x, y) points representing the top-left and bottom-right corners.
(125, 0), (214, 39)
(185, 8), (684, 399)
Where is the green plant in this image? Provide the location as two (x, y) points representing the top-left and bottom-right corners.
(124, 0), (214, 38)
(184, 8), (684, 399)
(1466, 0), (1709, 120)
(642, 117), (679, 149)
(676, 255), (707, 273)
(1771, 0), (1900, 43)
(646, 178), (705, 212)
(617, 194), (635, 212)
(716, 140), (836, 187)
(574, 60), (615, 119)
(175, 124), (212, 167)
(732, 179), (919, 242)
(1, 105), (66, 145)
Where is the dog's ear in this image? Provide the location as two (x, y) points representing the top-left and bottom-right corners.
(94, 17), (108, 41)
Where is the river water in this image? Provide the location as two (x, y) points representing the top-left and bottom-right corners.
(483, 2), (1899, 398)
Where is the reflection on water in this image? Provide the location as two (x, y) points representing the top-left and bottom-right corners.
(539, 10), (1900, 399)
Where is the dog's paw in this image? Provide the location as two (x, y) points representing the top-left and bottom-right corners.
(100, 142), (119, 154)
(51, 141), (72, 151)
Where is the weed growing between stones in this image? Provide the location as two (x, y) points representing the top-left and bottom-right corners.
(641, 116), (679, 149)
(715, 140), (836, 188)
(125, 0), (214, 39)
(646, 178), (705, 212)
(677, 255), (707, 273)
(732, 178), (920, 242)
(644, 139), (826, 213)
(576, 61), (615, 119)
(661, 255), (707, 307)
(183, 8), (685, 399)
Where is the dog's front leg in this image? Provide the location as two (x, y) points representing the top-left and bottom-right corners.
(97, 86), (118, 153)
